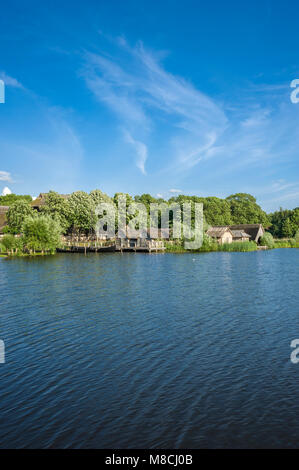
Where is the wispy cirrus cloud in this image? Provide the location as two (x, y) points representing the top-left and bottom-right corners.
(0, 71), (24, 89)
(242, 179), (299, 212)
(0, 171), (12, 182)
(82, 39), (227, 174)
(82, 38), (299, 185)
(124, 130), (147, 175)
(80, 36), (299, 210)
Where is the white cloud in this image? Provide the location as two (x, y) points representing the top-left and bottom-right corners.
(124, 131), (147, 175)
(1, 186), (12, 196)
(0, 171), (12, 182)
(81, 38), (299, 209)
(169, 189), (182, 193)
(0, 72), (24, 89)
(82, 40), (227, 174)
(243, 179), (299, 212)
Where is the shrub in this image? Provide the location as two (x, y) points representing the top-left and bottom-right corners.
(22, 215), (62, 253)
(165, 241), (187, 252)
(260, 232), (275, 249)
(1, 234), (18, 253)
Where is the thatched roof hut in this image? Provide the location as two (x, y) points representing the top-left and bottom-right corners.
(230, 229), (251, 241)
(206, 226), (233, 244)
(229, 224), (264, 242)
(31, 193), (70, 210)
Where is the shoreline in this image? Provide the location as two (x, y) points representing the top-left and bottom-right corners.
(1, 245), (298, 259)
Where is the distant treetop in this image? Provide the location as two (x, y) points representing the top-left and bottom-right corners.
(0, 193), (32, 206)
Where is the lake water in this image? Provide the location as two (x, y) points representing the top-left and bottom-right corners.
(0, 249), (298, 448)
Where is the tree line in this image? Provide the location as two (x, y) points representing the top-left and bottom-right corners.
(0, 190), (298, 255)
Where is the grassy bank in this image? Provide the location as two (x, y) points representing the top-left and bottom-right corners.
(0, 251), (54, 257)
(0, 243), (55, 257)
(274, 239), (299, 248)
(165, 240), (299, 253)
(218, 241), (257, 252)
(164, 243), (189, 253)
(165, 240), (258, 253)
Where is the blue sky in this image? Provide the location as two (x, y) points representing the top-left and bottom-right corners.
(0, 0), (298, 211)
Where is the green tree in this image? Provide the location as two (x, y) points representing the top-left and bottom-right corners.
(290, 208), (299, 235)
(0, 194), (32, 206)
(269, 207), (298, 238)
(200, 197), (232, 226)
(6, 200), (35, 234)
(68, 191), (97, 234)
(90, 189), (112, 206)
(226, 193), (269, 226)
(281, 217), (294, 238)
(22, 215), (62, 253)
(269, 208), (292, 237)
(41, 191), (71, 233)
(113, 192), (135, 227)
(168, 195), (232, 232)
(134, 193), (160, 209)
(113, 192), (134, 207)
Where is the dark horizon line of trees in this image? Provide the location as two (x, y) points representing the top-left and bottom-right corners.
(1, 190), (298, 239)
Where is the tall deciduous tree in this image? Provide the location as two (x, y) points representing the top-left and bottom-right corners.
(68, 191), (97, 234)
(41, 191), (71, 233)
(226, 193), (270, 226)
(90, 189), (112, 206)
(269, 207), (298, 238)
(281, 218), (294, 238)
(6, 200), (35, 234)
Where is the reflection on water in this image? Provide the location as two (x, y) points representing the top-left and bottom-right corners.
(0, 250), (298, 448)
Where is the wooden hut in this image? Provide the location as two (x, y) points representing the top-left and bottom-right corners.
(229, 224), (264, 243)
(206, 226), (233, 244)
(116, 235), (165, 252)
(230, 229), (251, 242)
(31, 193), (70, 211)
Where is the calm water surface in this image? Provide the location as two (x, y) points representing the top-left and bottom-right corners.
(0, 250), (298, 448)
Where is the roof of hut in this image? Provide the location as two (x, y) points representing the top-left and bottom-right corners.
(31, 192), (70, 208)
(229, 224), (264, 242)
(231, 229), (251, 238)
(31, 193), (47, 208)
(206, 226), (232, 238)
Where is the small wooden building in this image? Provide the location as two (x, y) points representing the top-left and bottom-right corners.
(116, 236), (165, 252)
(230, 229), (251, 242)
(31, 193), (70, 211)
(206, 226), (233, 244)
(229, 224), (264, 243)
